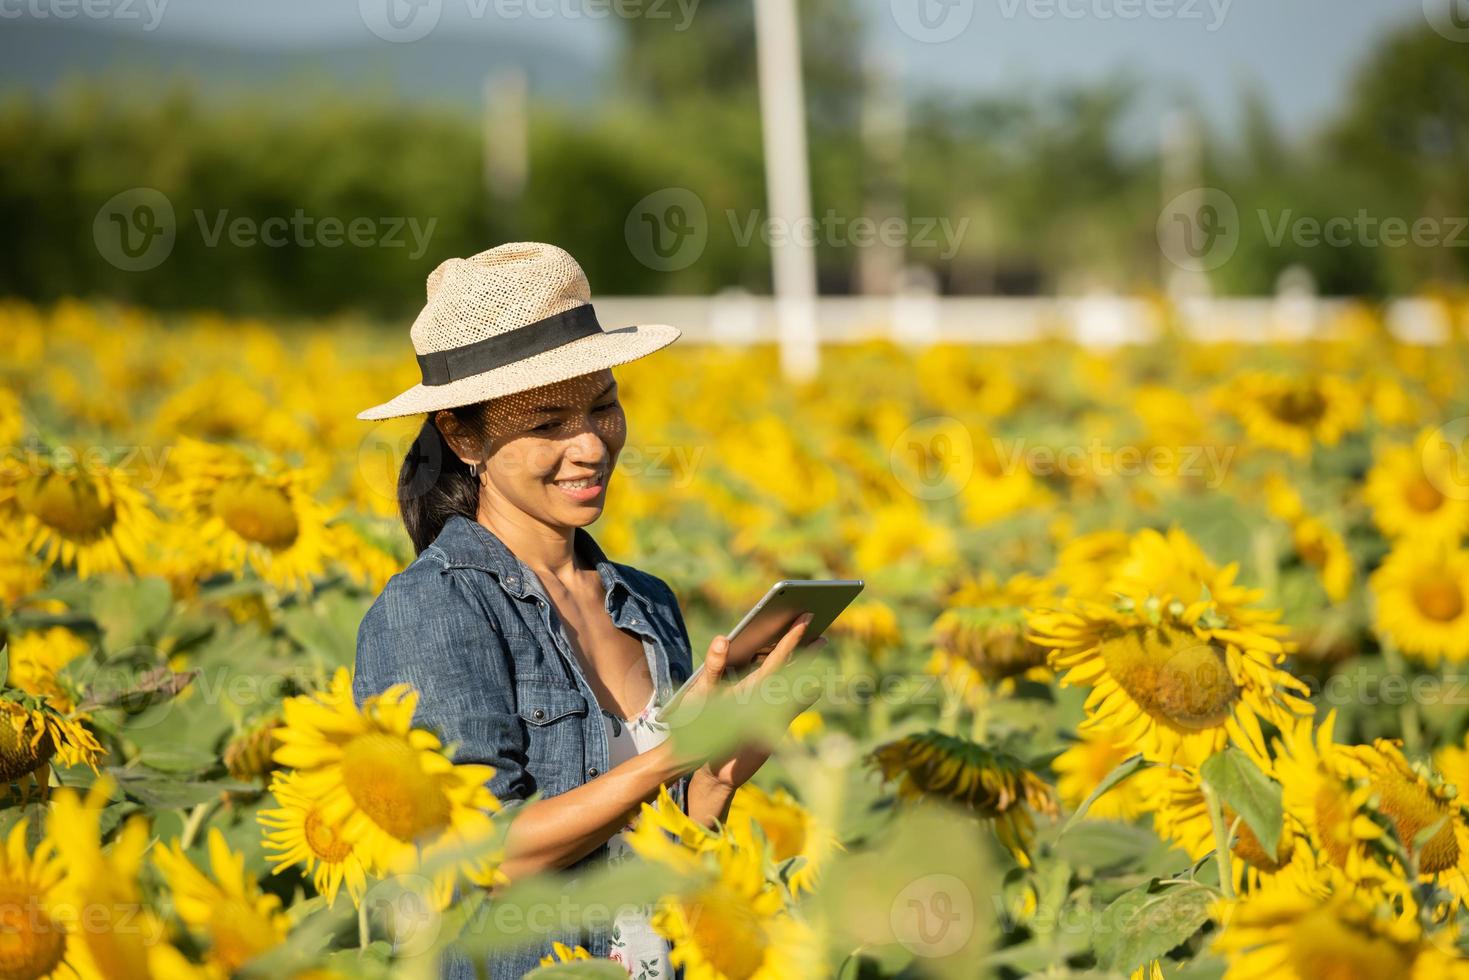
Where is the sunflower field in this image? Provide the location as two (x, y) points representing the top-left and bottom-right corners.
(2, 296), (1469, 979)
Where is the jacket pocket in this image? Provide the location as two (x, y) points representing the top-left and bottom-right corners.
(514, 680), (588, 792)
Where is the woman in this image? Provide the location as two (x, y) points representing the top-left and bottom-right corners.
(351, 243), (817, 980)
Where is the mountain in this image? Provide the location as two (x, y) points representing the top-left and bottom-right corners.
(0, 18), (609, 109)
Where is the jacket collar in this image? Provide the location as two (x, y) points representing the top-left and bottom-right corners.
(433, 513), (639, 605)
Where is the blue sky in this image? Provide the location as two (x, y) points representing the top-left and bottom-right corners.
(2, 0), (1426, 137)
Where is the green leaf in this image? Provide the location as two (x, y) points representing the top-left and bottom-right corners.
(1094, 878), (1215, 974)
(1052, 822), (1159, 873)
(105, 768), (257, 808)
(1200, 747), (1284, 860)
(1059, 753), (1150, 834)
(90, 576), (172, 651)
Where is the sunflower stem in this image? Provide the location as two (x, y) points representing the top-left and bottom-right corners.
(359, 899), (370, 951)
(1380, 640), (1423, 757)
(178, 799), (217, 851)
(1201, 782), (1236, 901)
(969, 685), (991, 743)
(937, 676), (964, 736)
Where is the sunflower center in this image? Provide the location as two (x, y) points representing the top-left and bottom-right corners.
(340, 733), (451, 843)
(1228, 807), (1289, 872)
(1411, 573), (1464, 624)
(1266, 388), (1326, 427)
(0, 882), (67, 980)
(1404, 476), (1445, 514)
(0, 723), (54, 783)
(211, 478), (300, 550)
(304, 809), (355, 864)
(15, 472), (116, 539)
(1099, 623), (1239, 730)
(1371, 772), (1459, 874)
(1288, 907), (1415, 980)
(683, 885), (767, 980)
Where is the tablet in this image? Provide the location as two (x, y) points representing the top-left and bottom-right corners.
(655, 578), (864, 723)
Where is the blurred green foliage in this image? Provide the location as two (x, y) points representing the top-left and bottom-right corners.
(0, 17), (1466, 315)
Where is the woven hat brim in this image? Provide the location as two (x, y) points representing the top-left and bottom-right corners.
(356, 323), (681, 421)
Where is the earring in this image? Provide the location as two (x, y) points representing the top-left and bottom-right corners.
(468, 461), (481, 478)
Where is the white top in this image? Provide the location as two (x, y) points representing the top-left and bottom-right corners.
(600, 686), (676, 979)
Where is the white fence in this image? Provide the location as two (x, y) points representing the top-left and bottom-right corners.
(595, 294), (1458, 347)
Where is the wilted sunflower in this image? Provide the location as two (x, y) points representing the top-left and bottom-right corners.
(1211, 878), (1445, 980)
(0, 454), (154, 578)
(926, 572), (1054, 699)
(1051, 728), (1161, 821)
(272, 668), (502, 898)
(1369, 539), (1469, 666)
(1272, 711), (1391, 888)
(726, 783), (841, 896)
(1364, 431), (1469, 543)
(868, 730), (1057, 866)
(0, 690), (104, 782)
(162, 437), (336, 592)
(259, 768), (372, 910)
(1345, 739), (1469, 902)
(1216, 371), (1363, 458)
(627, 801), (824, 980)
(153, 826), (291, 975)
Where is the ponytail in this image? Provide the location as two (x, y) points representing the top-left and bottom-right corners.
(397, 405), (487, 555)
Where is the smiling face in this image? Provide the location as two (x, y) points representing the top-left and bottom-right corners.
(436, 369), (625, 530)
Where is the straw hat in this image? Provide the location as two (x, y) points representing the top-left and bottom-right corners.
(356, 242), (680, 421)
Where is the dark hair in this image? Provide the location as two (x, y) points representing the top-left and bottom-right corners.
(398, 403), (490, 555)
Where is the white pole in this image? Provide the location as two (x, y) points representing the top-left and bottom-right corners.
(753, 0), (820, 382)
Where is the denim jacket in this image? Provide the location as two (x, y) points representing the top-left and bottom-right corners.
(351, 513), (695, 980)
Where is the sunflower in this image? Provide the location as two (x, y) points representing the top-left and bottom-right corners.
(1345, 739), (1469, 902)
(6, 626), (90, 703)
(868, 730), (1057, 867)
(153, 827), (291, 975)
(46, 776), (201, 979)
(271, 668), (503, 903)
(627, 800), (824, 980)
(259, 768), (372, 910)
(0, 454), (154, 578)
(1211, 879), (1437, 980)
(223, 714), (284, 783)
(1045, 529), (1132, 602)
(1027, 589), (1310, 768)
(824, 599), (901, 663)
(326, 520), (403, 595)
(1149, 766), (1323, 894)
(162, 438), (337, 592)
(1272, 711), (1391, 888)
(1369, 539), (1469, 666)
(539, 942), (593, 967)
(0, 691), (104, 782)
(1364, 431), (1469, 543)
(0, 811), (71, 978)
(1051, 728), (1160, 821)
(0, 524), (46, 611)
(725, 783), (841, 896)
(1289, 516), (1355, 603)
(1216, 371), (1363, 458)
